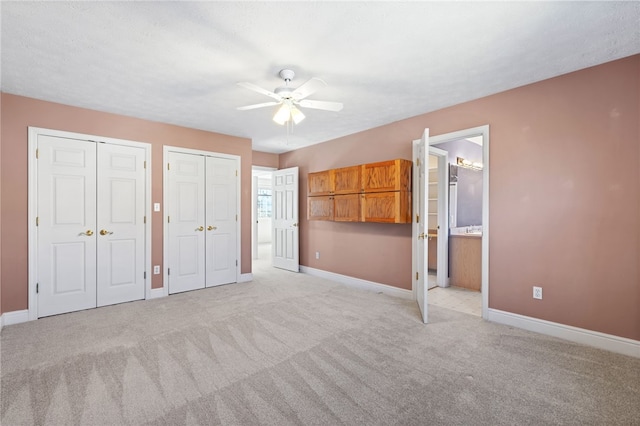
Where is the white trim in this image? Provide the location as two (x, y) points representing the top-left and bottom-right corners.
(2, 310), (30, 326)
(147, 287), (166, 300)
(163, 146), (242, 295)
(28, 127), (152, 320)
(429, 125), (490, 320)
(238, 273), (253, 283)
(301, 266), (413, 300)
(488, 308), (640, 359)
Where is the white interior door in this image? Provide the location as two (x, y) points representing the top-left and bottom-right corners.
(430, 146), (449, 289)
(168, 152), (206, 294)
(37, 135), (97, 317)
(272, 167), (299, 272)
(416, 129), (429, 323)
(206, 156), (238, 286)
(96, 143), (146, 306)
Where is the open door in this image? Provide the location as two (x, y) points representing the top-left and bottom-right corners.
(272, 167), (299, 272)
(414, 129), (429, 323)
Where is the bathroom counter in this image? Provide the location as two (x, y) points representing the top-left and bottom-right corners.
(449, 235), (482, 291)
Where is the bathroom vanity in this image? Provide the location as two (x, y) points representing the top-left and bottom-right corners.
(449, 233), (481, 291)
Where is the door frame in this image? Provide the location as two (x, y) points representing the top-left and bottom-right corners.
(423, 125), (490, 319)
(162, 146), (241, 297)
(252, 166), (276, 260)
(28, 127), (152, 321)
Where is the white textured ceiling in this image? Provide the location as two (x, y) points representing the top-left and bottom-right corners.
(2, 2), (639, 154)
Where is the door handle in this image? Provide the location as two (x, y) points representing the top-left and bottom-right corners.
(207, 225), (217, 231)
(293, 223), (298, 227)
(80, 230), (94, 236)
(196, 226), (204, 231)
(99, 229), (113, 236)
(418, 232), (425, 239)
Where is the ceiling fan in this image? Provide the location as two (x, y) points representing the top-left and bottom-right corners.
(237, 69), (343, 125)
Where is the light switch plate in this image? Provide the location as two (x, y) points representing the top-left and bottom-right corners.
(154, 203), (160, 212)
(153, 265), (160, 275)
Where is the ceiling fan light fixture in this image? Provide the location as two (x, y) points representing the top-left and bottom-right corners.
(290, 106), (305, 124)
(273, 104), (290, 125)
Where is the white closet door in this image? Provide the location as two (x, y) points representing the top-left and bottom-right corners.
(37, 135), (97, 317)
(205, 156), (238, 286)
(168, 152), (206, 294)
(96, 143), (146, 306)
(272, 167), (299, 272)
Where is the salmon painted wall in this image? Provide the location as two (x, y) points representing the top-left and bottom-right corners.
(252, 150), (279, 169)
(0, 94), (253, 314)
(280, 55), (640, 341)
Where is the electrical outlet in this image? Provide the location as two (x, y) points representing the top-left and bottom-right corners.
(153, 265), (160, 275)
(315, 251), (320, 259)
(533, 286), (543, 300)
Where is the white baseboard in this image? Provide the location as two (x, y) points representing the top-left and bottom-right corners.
(238, 273), (253, 283)
(487, 308), (640, 359)
(1, 309), (30, 327)
(300, 266), (413, 300)
(147, 287), (166, 300)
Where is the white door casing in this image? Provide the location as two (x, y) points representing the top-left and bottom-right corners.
(96, 143), (146, 307)
(414, 129), (429, 323)
(430, 146), (449, 289)
(167, 152), (206, 294)
(205, 156), (237, 287)
(37, 135), (98, 317)
(272, 167), (299, 272)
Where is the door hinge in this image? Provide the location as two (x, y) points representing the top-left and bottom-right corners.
(416, 214), (419, 223)
(236, 214), (238, 221)
(236, 170), (238, 176)
(144, 216), (146, 224)
(36, 148), (39, 159)
(168, 216), (170, 223)
(144, 160), (147, 169)
(236, 260), (238, 266)
(36, 216), (39, 226)
(168, 268), (170, 276)
(36, 283), (39, 293)
(417, 158), (420, 166)
(167, 163), (170, 170)
(416, 272), (419, 280)
(144, 271), (147, 279)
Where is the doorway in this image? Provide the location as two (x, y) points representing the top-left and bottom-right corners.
(413, 125), (489, 321)
(252, 167), (275, 265)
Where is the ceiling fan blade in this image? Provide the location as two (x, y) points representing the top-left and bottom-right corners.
(292, 77), (327, 100)
(237, 82), (282, 101)
(298, 99), (344, 112)
(236, 101), (280, 111)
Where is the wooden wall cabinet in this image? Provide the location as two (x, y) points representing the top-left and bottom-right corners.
(308, 196), (334, 221)
(308, 170), (334, 196)
(307, 159), (412, 224)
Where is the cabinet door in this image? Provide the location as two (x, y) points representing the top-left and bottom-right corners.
(308, 170), (334, 196)
(362, 159), (412, 192)
(307, 196), (334, 220)
(334, 194), (360, 222)
(333, 165), (362, 194)
(362, 191), (411, 223)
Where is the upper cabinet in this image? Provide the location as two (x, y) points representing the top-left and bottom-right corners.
(333, 165), (362, 194)
(362, 159), (412, 193)
(308, 170), (334, 196)
(307, 159), (412, 224)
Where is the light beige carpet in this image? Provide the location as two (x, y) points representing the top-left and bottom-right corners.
(1, 258), (639, 425)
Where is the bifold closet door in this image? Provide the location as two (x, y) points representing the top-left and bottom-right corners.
(37, 135), (98, 317)
(96, 143), (146, 307)
(205, 156), (237, 287)
(167, 152), (206, 294)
